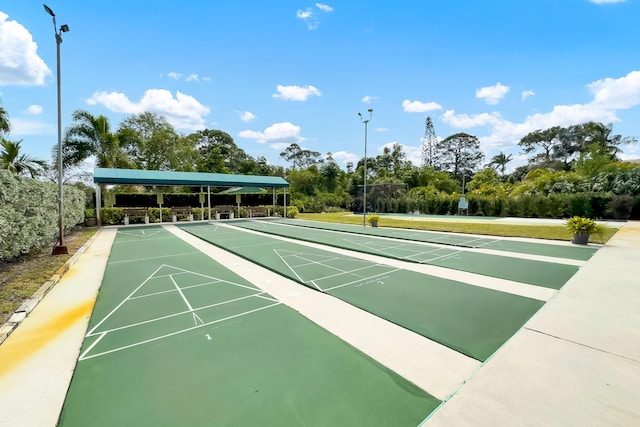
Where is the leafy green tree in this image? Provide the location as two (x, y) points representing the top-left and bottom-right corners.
(433, 132), (484, 181)
(466, 168), (506, 196)
(518, 126), (566, 166)
(194, 129), (252, 173)
(0, 100), (10, 134)
(118, 112), (198, 171)
(571, 122), (636, 160)
(287, 165), (321, 196)
(510, 169), (582, 197)
(1, 138), (47, 178)
(573, 143), (618, 177)
(372, 143), (412, 181)
(404, 166), (459, 193)
(320, 153), (341, 192)
(280, 143), (322, 169)
(61, 110), (129, 169)
(486, 151), (513, 176)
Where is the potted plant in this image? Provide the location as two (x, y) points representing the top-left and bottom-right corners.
(367, 214), (380, 227)
(566, 216), (599, 245)
(84, 208), (97, 227)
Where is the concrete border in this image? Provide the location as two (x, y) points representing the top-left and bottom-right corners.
(0, 231), (101, 346)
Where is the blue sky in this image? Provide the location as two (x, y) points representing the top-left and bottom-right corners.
(1, 0), (639, 173)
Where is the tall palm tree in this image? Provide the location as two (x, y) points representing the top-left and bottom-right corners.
(575, 122), (636, 160)
(1, 138), (48, 178)
(487, 151), (513, 176)
(60, 110), (130, 168)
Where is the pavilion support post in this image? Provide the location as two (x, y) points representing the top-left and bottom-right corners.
(207, 186), (211, 220)
(200, 185), (204, 221)
(272, 188), (276, 217)
(95, 185), (102, 227)
(284, 188), (287, 218)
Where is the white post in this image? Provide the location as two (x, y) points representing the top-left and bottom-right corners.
(284, 188), (287, 218)
(207, 186), (211, 220)
(95, 185), (101, 226)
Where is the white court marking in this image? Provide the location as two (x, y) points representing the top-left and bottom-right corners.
(273, 248), (400, 292)
(117, 229), (165, 239)
(79, 263), (279, 361)
(344, 238), (464, 263)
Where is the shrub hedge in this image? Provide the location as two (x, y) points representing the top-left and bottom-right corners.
(371, 192), (639, 219)
(0, 170), (85, 261)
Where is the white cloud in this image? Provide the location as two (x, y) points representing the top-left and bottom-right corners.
(588, 70), (640, 109)
(167, 71), (208, 82)
(522, 90), (535, 101)
(402, 99), (443, 113)
(238, 122), (304, 145)
(374, 127), (388, 132)
(297, 9), (313, 19)
(442, 70), (640, 152)
(9, 117), (53, 135)
(361, 95), (378, 104)
(0, 12), (51, 86)
(297, 8), (318, 30)
(239, 111), (255, 122)
(26, 105), (42, 115)
(332, 150), (359, 165)
(87, 89), (210, 130)
(316, 3), (334, 12)
(273, 84), (321, 101)
(442, 110), (504, 128)
(476, 82), (510, 105)
(297, 3), (332, 30)
(589, 0), (625, 4)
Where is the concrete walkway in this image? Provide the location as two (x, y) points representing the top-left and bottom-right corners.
(425, 221), (640, 426)
(0, 222), (638, 426)
(0, 228), (117, 427)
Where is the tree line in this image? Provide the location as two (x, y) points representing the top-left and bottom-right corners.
(1, 102), (638, 216)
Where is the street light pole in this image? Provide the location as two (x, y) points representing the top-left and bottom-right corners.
(44, 4), (69, 255)
(358, 109), (373, 226)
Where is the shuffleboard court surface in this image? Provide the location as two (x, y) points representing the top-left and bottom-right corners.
(179, 223), (544, 361)
(229, 220), (578, 289)
(274, 218), (598, 261)
(58, 226), (439, 427)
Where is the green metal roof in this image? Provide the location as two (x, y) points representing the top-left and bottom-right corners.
(93, 168), (289, 188)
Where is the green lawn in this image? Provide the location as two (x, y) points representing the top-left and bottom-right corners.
(297, 212), (619, 244)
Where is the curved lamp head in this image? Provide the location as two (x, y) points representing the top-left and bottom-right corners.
(43, 4), (55, 17)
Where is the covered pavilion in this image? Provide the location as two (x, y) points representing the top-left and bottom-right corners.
(92, 168), (289, 225)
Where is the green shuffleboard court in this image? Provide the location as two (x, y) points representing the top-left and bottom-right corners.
(179, 223), (545, 361)
(58, 226), (439, 427)
(277, 218), (599, 261)
(229, 219), (579, 289)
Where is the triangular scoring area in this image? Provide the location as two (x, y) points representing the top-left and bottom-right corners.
(273, 248), (396, 292)
(87, 264), (264, 335)
(343, 238), (460, 263)
(80, 264), (277, 361)
(117, 229), (164, 239)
